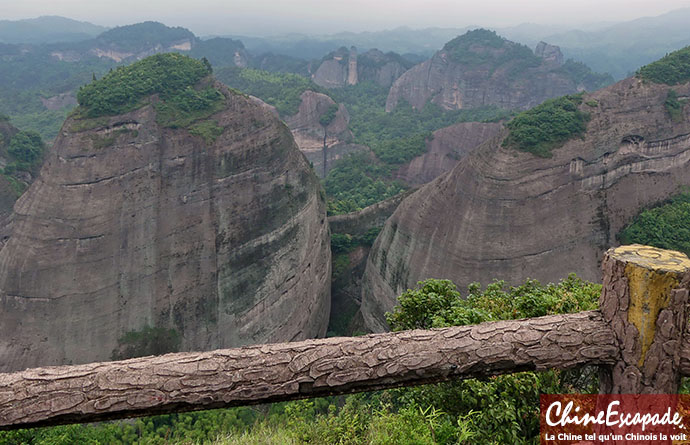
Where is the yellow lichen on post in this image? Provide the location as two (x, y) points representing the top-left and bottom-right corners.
(625, 265), (679, 366)
(599, 244), (690, 393)
(617, 245), (690, 366)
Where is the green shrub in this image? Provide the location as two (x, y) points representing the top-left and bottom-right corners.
(8, 130), (44, 164)
(637, 46), (690, 85)
(188, 120), (224, 144)
(552, 60), (614, 91)
(215, 67), (323, 116)
(502, 94), (590, 157)
(618, 191), (690, 256)
(386, 275), (601, 444)
(664, 89), (686, 122)
(76, 53), (214, 118)
(319, 103), (339, 127)
(443, 29), (541, 78)
(324, 152), (406, 215)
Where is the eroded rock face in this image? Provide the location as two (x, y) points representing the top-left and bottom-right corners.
(395, 122), (503, 186)
(285, 90), (368, 177)
(386, 35), (601, 112)
(363, 77), (690, 331)
(0, 83), (331, 371)
(313, 47), (410, 89)
(535, 41), (564, 66)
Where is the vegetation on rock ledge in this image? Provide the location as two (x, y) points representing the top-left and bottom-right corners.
(618, 191), (690, 256)
(637, 46), (690, 85)
(502, 93), (590, 158)
(76, 53), (216, 118)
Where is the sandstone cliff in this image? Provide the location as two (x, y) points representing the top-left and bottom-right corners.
(395, 122), (503, 185)
(385, 29), (612, 112)
(313, 47), (411, 89)
(285, 90), (369, 177)
(363, 76), (690, 331)
(0, 80), (331, 371)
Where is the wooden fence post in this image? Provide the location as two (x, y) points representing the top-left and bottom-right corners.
(598, 244), (690, 393)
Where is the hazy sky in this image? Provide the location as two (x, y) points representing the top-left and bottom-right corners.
(3, 0), (690, 36)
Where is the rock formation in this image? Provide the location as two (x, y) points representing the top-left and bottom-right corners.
(363, 75), (690, 331)
(385, 29), (611, 112)
(313, 47), (411, 89)
(395, 122), (503, 185)
(285, 90), (369, 177)
(534, 41), (564, 66)
(0, 80), (331, 372)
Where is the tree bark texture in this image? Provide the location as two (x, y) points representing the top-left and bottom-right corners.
(0, 311), (616, 430)
(598, 244), (690, 393)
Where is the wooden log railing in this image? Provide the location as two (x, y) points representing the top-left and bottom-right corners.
(1, 244), (689, 430)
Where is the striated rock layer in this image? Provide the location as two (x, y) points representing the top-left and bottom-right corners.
(363, 77), (690, 331)
(395, 122), (503, 186)
(0, 83), (331, 371)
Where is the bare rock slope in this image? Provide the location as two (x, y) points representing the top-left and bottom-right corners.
(363, 75), (690, 331)
(395, 122), (503, 186)
(0, 79), (331, 371)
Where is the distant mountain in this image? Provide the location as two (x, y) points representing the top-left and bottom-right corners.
(312, 47), (414, 88)
(386, 29), (613, 112)
(222, 26), (469, 61)
(223, 8), (690, 81)
(46, 22), (249, 66)
(542, 8), (690, 79)
(0, 16), (106, 44)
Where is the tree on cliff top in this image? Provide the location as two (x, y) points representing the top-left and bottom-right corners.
(76, 53), (213, 118)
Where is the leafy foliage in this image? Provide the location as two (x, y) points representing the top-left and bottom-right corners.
(154, 86), (225, 128)
(4, 275), (600, 444)
(189, 120), (224, 144)
(637, 46), (690, 85)
(503, 93), (590, 157)
(319, 103), (339, 127)
(664, 89), (687, 122)
(4, 130), (45, 174)
(331, 227), (382, 254)
(215, 67), (322, 116)
(76, 53), (214, 118)
(386, 275), (601, 444)
(324, 152), (406, 215)
(443, 29), (541, 77)
(618, 192), (690, 256)
(552, 59), (614, 91)
(324, 82), (512, 214)
(8, 108), (72, 141)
